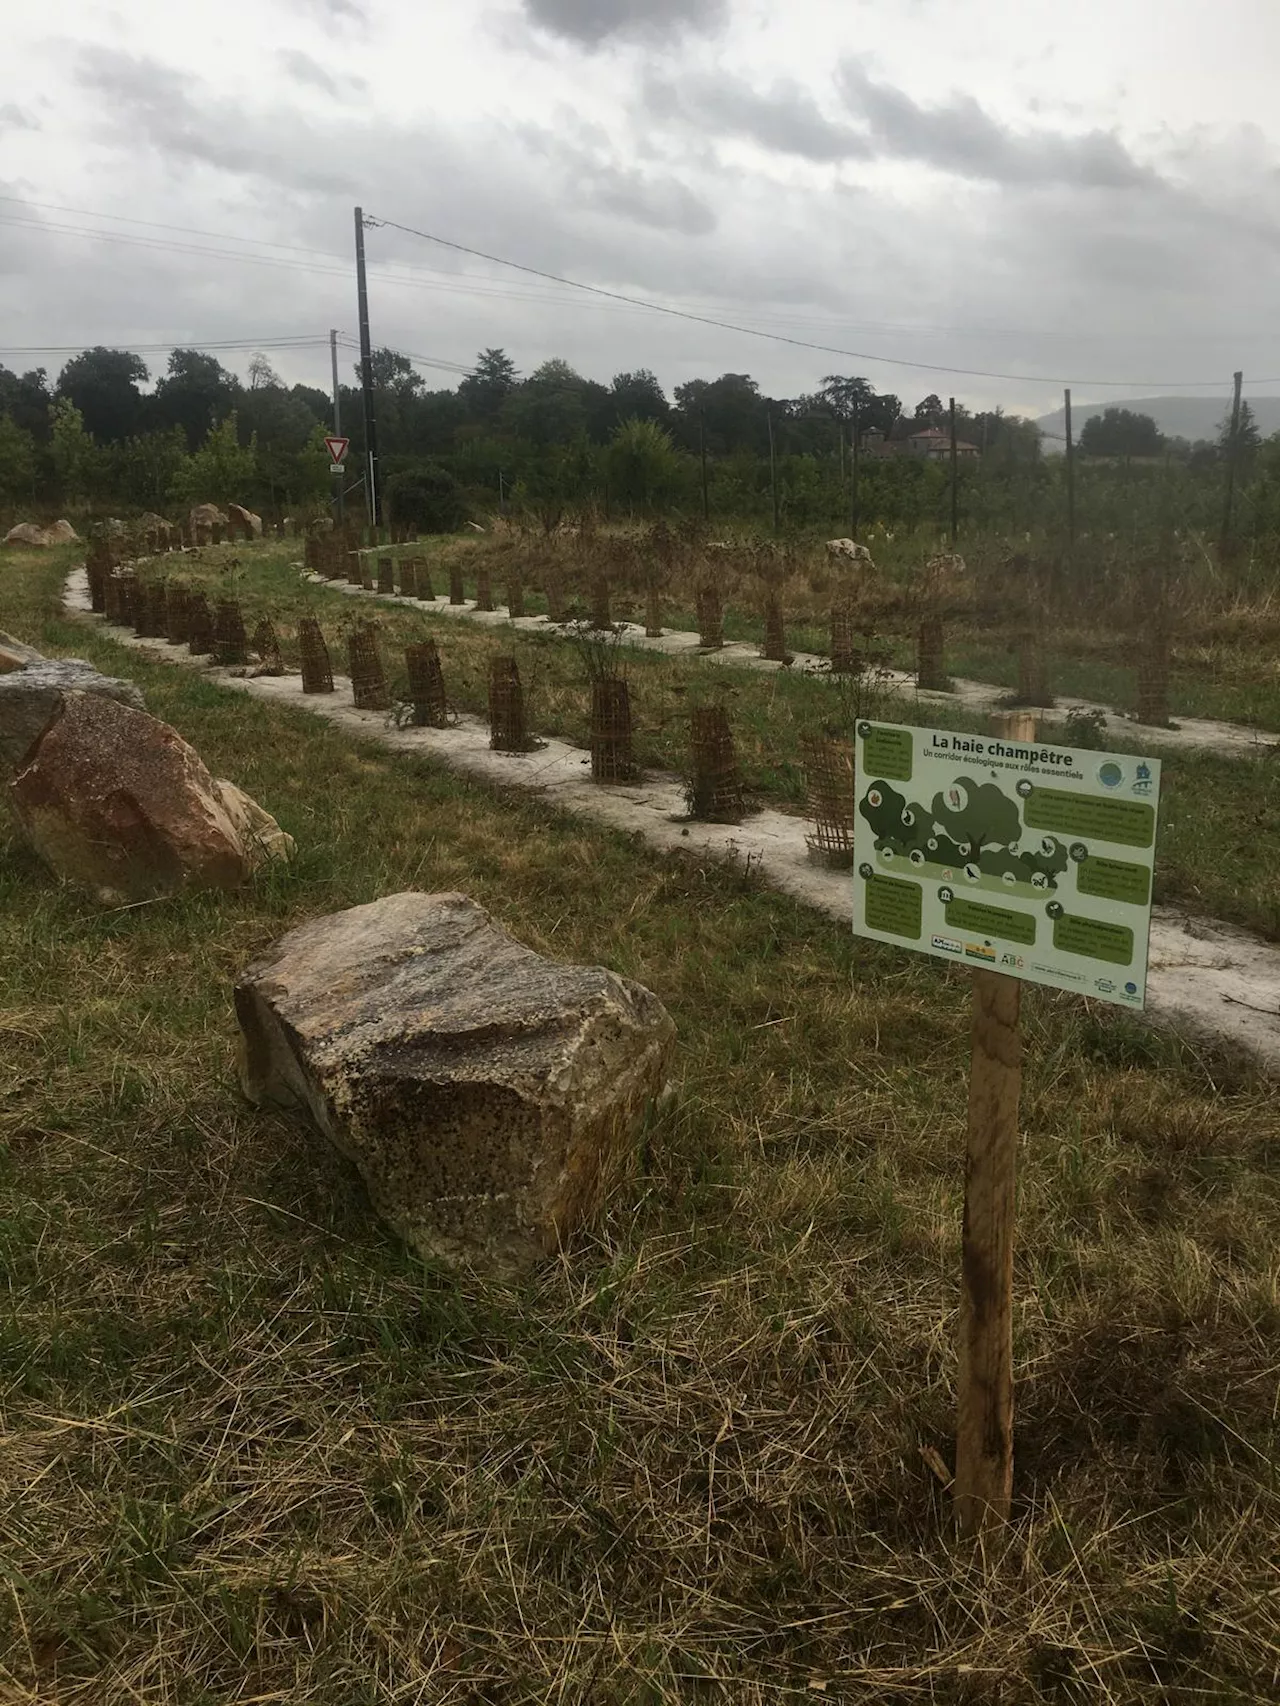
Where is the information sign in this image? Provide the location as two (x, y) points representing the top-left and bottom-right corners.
(852, 720), (1162, 1008)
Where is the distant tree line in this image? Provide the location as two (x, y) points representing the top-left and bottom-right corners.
(1, 342), (1276, 546)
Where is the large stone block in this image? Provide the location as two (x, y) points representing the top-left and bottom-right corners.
(0, 656), (146, 785)
(235, 891), (675, 1267)
(10, 691), (293, 903)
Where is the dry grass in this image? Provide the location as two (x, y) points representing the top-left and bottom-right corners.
(2, 543), (1279, 1701)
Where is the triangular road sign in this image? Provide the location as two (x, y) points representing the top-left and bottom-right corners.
(324, 435), (350, 466)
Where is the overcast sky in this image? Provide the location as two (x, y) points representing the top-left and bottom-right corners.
(3, 0), (1279, 419)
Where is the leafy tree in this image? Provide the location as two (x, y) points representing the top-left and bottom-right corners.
(56, 347), (149, 443)
(154, 350), (242, 450)
(0, 366), (53, 440)
(0, 413), (38, 512)
(458, 348), (518, 422)
(910, 394), (947, 430)
(384, 464), (465, 533)
(673, 373), (769, 455)
(174, 412), (256, 507)
(502, 359), (593, 447)
(248, 353), (281, 390)
(603, 370), (669, 431)
(100, 427), (191, 512)
(1079, 407), (1165, 458)
(608, 417), (680, 507)
(49, 398), (96, 505)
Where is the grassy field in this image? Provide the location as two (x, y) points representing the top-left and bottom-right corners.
(1, 541), (1279, 1701)
(110, 537), (1280, 940)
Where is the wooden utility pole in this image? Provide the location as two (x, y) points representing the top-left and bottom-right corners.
(768, 410), (780, 533)
(850, 406), (861, 541)
(1063, 389), (1075, 550)
(329, 327), (345, 526)
(949, 396), (959, 546)
(353, 206), (381, 530)
(953, 706), (1035, 1538)
(1220, 369), (1244, 558)
(699, 409), (710, 522)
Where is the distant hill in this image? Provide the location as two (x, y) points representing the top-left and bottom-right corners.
(1034, 395), (1280, 447)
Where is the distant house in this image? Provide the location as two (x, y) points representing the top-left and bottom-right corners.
(858, 424), (981, 460)
(903, 425), (981, 461)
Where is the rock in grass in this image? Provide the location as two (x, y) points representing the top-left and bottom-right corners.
(3, 520), (79, 548)
(235, 891), (676, 1268)
(0, 656), (146, 785)
(9, 691), (293, 903)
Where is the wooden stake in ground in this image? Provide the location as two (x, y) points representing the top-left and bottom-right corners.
(954, 708), (1034, 1539)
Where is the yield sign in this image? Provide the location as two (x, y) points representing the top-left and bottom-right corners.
(323, 435), (350, 466)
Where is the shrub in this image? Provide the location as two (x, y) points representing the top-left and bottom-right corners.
(385, 464), (465, 534)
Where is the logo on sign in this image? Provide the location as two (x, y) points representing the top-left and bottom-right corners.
(931, 935), (962, 955)
(964, 943), (997, 963)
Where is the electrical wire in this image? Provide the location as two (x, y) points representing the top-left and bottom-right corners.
(365, 214), (1275, 391)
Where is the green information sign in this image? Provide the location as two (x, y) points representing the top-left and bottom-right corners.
(852, 721), (1162, 1008)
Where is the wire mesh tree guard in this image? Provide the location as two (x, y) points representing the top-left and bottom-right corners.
(252, 617), (285, 675)
(829, 603), (858, 674)
(687, 705), (746, 822)
(186, 591), (214, 656)
(590, 574), (613, 631)
(449, 564), (467, 606)
(405, 640), (451, 727)
(397, 558), (417, 598)
(506, 573), (525, 619)
(544, 571), (567, 624)
(696, 584), (724, 650)
(347, 623), (391, 711)
(214, 598), (249, 666)
(916, 615), (948, 691)
(298, 617), (334, 693)
(413, 557), (434, 600)
(802, 735), (857, 866)
(164, 583), (190, 645)
(488, 656), (531, 751)
(590, 677), (637, 784)
(761, 593), (788, 663)
(377, 556), (395, 594)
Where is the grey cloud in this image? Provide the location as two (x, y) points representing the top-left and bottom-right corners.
(275, 48), (366, 97)
(285, 0), (369, 23)
(586, 163), (716, 235)
(837, 59), (1154, 188)
(73, 47), (358, 193)
(0, 103), (39, 132)
(522, 0), (726, 48)
(644, 71), (869, 164)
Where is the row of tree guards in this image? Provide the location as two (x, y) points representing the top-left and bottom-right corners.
(90, 518), (1180, 739)
(88, 552), (857, 850)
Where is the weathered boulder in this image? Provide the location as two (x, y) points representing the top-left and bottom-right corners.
(4, 520), (79, 548)
(9, 692), (292, 903)
(825, 538), (875, 565)
(215, 778), (296, 868)
(236, 891), (675, 1267)
(138, 511), (171, 534)
(227, 503), (263, 537)
(0, 631), (45, 674)
(0, 657), (146, 785)
(189, 503), (228, 531)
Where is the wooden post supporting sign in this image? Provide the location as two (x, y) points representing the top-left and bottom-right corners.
(954, 707), (1035, 1537)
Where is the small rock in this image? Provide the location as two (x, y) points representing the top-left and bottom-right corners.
(235, 891), (675, 1268)
(825, 538), (874, 565)
(10, 692), (290, 903)
(0, 657), (146, 785)
(227, 503), (263, 537)
(215, 779), (296, 868)
(3, 520), (79, 548)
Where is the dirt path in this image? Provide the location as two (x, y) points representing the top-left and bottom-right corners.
(308, 570), (1280, 762)
(64, 569), (1280, 1076)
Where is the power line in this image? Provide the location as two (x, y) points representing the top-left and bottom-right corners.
(366, 214), (1272, 392)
